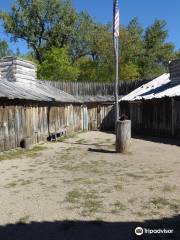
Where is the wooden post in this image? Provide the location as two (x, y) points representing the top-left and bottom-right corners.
(116, 120), (131, 153)
(21, 137), (32, 149)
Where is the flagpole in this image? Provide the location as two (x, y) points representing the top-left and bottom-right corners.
(113, 0), (131, 153)
(114, 36), (119, 124)
(113, 0), (119, 126)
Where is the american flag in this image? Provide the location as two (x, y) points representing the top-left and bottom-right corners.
(113, 0), (119, 38)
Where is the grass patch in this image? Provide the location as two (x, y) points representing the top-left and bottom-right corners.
(0, 145), (47, 161)
(114, 184), (123, 191)
(20, 180), (32, 186)
(145, 177), (154, 181)
(136, 211), (147, 217)
(148, 186), (155, 191)
(151, 198), (170, 209)
(81, 191), (103, 216)
(65, 189), (103, 217)
(69, 178), (101, 185)
(5, 179), (33, 188)
(76, 139), (88, 144)
(65, 190), (82, 204)
(58, 153), (71, 161)
(126, 173), (144, 179)
(102, 188), (112, 194)
(58, 132), (81, 142)
(5, 182), (17, 188)
(155, 169), (173, 175)
(111, 201), (127, 214)
(17, 215), (30, 225)
(162, 184), (177, 193)
(147, 197), (180, 212)
(62, 161), (101, 174)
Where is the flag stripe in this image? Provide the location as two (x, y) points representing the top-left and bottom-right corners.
(113, 0), (119, 37)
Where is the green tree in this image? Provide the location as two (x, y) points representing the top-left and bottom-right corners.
(120, 63), (141, 81)
(142, 20), (175, 79)
(0, 40), (12, 58)
(123, 18), (144, 65)
(75, 55), (114, 82)
(0, 0), (178, 82)
(0, 0), (77, 63)
(119, 18), (144, 80)
(0, 1), (114, 82)
(37, 48), (80, 81)
(175, 50), (180, 59)
(119, 18), (175, 80)
(71, 12), (114, 81)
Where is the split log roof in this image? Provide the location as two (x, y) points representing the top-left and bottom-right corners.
(0, 77), (80, 103)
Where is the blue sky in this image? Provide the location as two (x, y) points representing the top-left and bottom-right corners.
(0, 0), (180, 54)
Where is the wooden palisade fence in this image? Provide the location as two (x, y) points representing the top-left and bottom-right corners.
(44, 80), (149, 96)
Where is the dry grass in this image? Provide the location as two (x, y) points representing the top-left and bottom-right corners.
(111, 201), (127, 214)
(148, 198), (180, 212)
(65, 190), (82, 204)
(81, 191), (103, 217)
(0, 145), (47, 161)
(17, 215), (30, 225)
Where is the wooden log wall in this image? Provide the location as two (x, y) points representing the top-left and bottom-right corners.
(0, 103), (83, 151)
(44, 80), (149, 96)
(87, 104), (114, 131)
(0, 102), (114, 152)
(0, 56), (36, 82)
(120, 98), (180, 137)
(173, 99), (180, 136)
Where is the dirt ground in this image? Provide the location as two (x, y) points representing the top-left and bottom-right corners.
(0, 131), (180, 238)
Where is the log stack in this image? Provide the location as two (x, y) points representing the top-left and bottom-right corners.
(169, 59), (180, 85)
(0, 56), (36, 83)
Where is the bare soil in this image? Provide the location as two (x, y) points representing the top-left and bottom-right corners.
(0, 131), (180, 226)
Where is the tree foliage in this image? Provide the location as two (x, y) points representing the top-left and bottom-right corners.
(37, 48), (80, 81)
(0, 0), (77, 63)
(141, 20), (175, 79)
(0, 40), (13, 58)
(0, 0), (179, 81)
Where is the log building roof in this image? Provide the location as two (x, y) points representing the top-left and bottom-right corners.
(0, 77), (80, 103)
(0, 56), (80, 103)
(121, 73), (180, 102)
(0, 56), (117, 104)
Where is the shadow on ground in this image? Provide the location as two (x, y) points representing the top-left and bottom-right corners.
(0, 215), (180, 240)
(62, 142), (111, 148)
(133, 135), (180, 147)
(88, 148), (115, 154)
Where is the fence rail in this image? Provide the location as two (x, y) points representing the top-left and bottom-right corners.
(44, 80), (149, 96)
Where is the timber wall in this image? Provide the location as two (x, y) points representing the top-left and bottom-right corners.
(44, 80), (149, 96)
(120, 98), (180, 137)
(0, 101), (114, 151)
(87, 103), (114, 131)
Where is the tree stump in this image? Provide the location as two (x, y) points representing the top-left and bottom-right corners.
(116, 120), (131, 153)
(21, 137), (32, 149)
